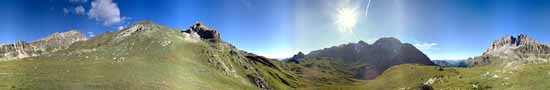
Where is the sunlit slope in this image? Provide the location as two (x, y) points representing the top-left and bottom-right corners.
(364, 62), (550, 90)
(0, 21), (297, 90)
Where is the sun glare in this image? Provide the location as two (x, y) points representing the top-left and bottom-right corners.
(336, 8), (358, 32)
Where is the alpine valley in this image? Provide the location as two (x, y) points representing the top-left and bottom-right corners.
(1, 21), (549, 90)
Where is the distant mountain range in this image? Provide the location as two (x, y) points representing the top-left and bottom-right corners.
(432, 60), (469, 67)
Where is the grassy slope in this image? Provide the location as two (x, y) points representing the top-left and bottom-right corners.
(0, 22), (296, 90)
(287, 57), (550, 90)
(365, 62), (550, 90)
(285, 58), (369, 90)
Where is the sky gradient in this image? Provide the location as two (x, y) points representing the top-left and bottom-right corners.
(1, 0), (549, 60)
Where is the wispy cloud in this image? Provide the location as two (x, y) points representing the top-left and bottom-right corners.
(75, 5), (86, 15)
(88, 0), (127, 25)
(117, 25), (125, 30)
(63, 8), (70, 14)
(413, 42), (439, 51)
(87, 32), (95, 37)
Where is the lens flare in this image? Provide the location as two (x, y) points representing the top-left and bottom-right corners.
(336, 7), (358, 32)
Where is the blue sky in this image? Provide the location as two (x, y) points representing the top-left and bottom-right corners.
(1, 0), (549, 60)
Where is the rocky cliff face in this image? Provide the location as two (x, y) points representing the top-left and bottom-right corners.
(469, 34), (550, 66)
(484, 34), (547, 54)
(304, 38), (435, 80)
(182, 22), (221, 42)
(0, 30), (86, 61)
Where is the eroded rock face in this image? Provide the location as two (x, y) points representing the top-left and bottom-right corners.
(470, 34), (550, 66)
(0, 30), (87, 61)
(485, 34), (544, 54)
(182, 22), (221, 42)
(32, 30), (87, 49)
(118, 24), (145, 39)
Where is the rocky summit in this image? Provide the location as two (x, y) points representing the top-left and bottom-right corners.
(0, 30), (86, 61)
(286, 52), (305, 64)
(182, 22), (221, 42)
(295, 37), (436, 80)
(469, 34), (550, 66)
(485, 34), (548, 54)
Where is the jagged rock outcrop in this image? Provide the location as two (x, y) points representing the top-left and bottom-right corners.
(182, 22), (221, 42)
(484, 34), (548, 54)
(469, 34), (550, 66)
(305, 38), (435, 80)
(286, 52), (305, 64)
(0, 30), (86, 61)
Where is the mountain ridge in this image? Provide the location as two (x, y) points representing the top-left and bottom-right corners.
(469, 34), (550, 66)
(0, 30), (86, 61)
(0, 21), (298, 90)
(364, 34), (550, 90)
(289, 37), (436, 80)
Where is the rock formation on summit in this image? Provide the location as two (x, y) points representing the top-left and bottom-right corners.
(286, 52), (305, 64)
(182, 22), (221, 42)
(469, 34), (550, 66)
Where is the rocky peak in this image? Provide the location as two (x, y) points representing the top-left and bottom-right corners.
(485, 34), (544, 54)
(287, 52), (305, 63)
(36, 30), (87, 48)
(183, 22), (221, 42)
(470, 34), (550, 66)
(373, 37), (402, 48)
(41, 30), (86, 41)
(493, 34), (536, 47)
(357, 40), (368, 45)
(305, 38), (434, 80)
(372, 37), (403, 54)
(1, 30), (87, 61)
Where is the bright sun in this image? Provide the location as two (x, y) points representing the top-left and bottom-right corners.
(335, 8), (358, 32)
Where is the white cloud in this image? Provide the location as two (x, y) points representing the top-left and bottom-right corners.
(117, 26), (124, 30)
(63, 8), (70, 14)
(75, 5), (86, 15)
(87, 32), (95, 37)
(87, 0), (125, 25)
(413, 42), (439, 51)
(69, 0), (88, 3)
